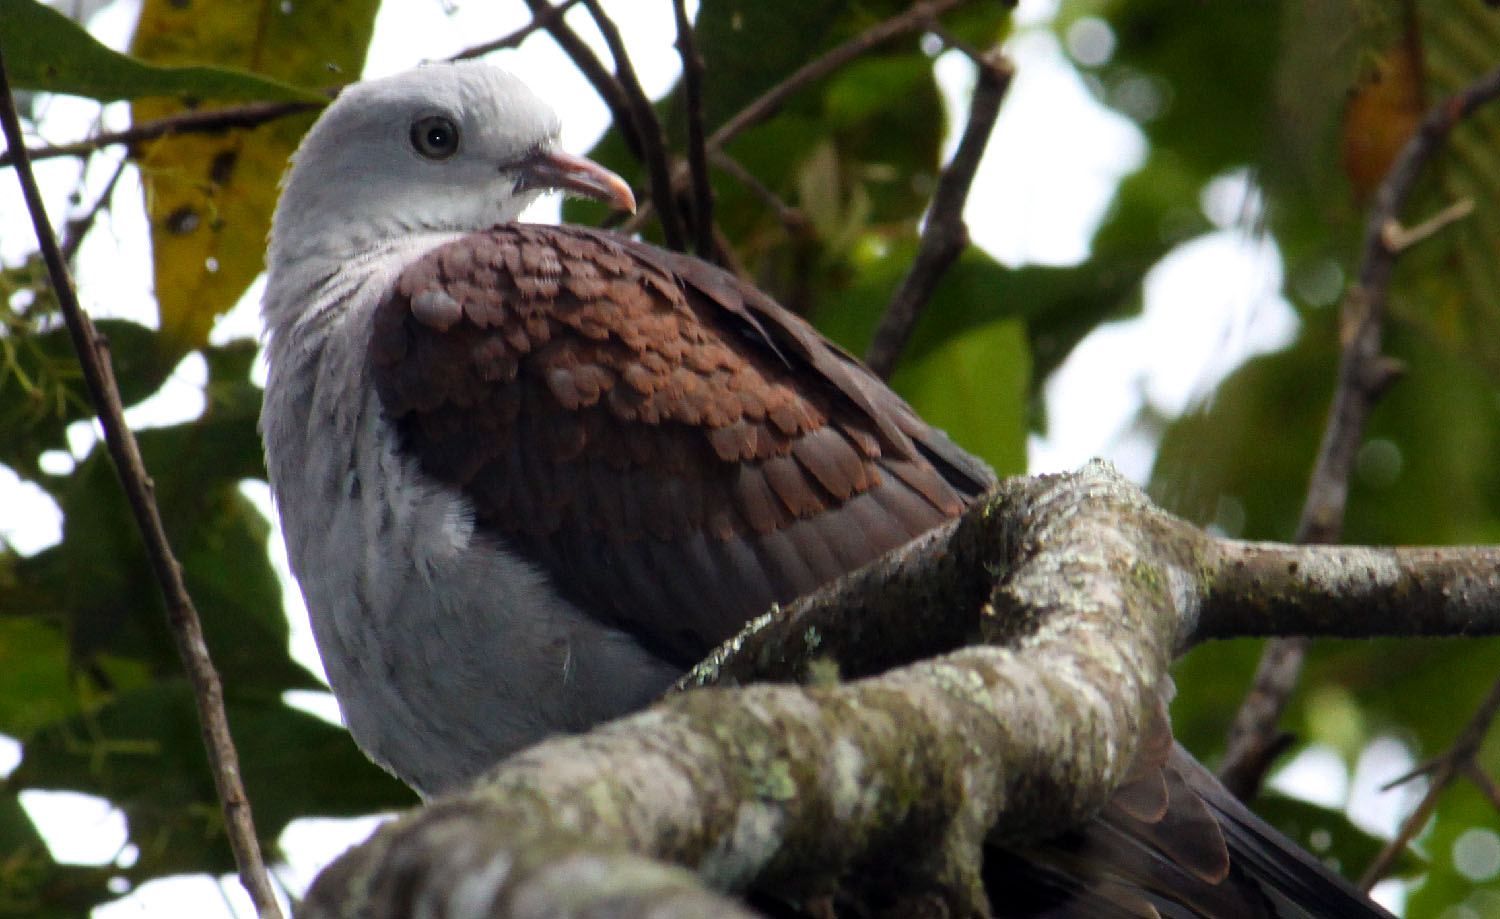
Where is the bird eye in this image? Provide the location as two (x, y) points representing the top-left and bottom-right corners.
(410, 115), (460, 160)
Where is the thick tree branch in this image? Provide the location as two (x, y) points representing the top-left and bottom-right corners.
(303, 464), (1182, 918)
(1218, 61), (1500, 798)
(0, 48), (282, 919)
(864, 50), (1011, 380)
(1197, 541), (1500, 640)
(300, 461), (1500, 917)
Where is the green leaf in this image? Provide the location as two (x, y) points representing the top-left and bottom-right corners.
(0, 312), (173, 480)
(1407, 781), (1500, 915)
(10, 683), (411, 880)
(53, 344), (315, 695)
(0, 620), (74, 740)
(0, 0), (324, 102)
(0, 793), (118, 918)
(890, 315), (1030, 476)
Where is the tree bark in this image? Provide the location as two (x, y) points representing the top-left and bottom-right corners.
(298, 462), (1500, 919)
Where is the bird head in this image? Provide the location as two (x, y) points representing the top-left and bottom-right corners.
(267, 61), (634, 268)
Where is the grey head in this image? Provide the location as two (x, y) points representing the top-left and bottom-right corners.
(267, 61), (633, 270)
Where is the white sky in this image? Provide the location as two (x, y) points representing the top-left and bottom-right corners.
(1, 0), (1416, 915)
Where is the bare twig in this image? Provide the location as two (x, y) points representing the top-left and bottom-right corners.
(0, 98), (323, 168)
(672, 0), (716, 260)
(0, 48), (283, 919)
(578, 0), (685, 250)
(520, 0), (641, 159)
(59, 158), (127, 265)
(1381, 196), (1474, 251)
(709, 150), (808, 234)
(864, 50), (1011, 380)
(1358, 673), (1500, 889)
(619, 0), (986, 243)
(1218, 62), (1500, 800)
(707, 0), (982, 152)
(449, 0), (585, 60)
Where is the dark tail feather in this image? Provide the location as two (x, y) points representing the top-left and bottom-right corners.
(982, 739), (1396, 919)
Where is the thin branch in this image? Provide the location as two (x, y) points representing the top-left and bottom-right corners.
(709, 150), (808, 235)
(579, 0), (685, 250)
(673, 0), (716, 260)
(864, 50), (1012, 380)
(707, 0), (983, 153)
(1358, 673), (1500, 889)
(520, 0), (641, 159)
(1217, 61), (1500, 800)
(0, 98), (323, 168)
(59, 157), (127, 265)
(449, 0), (585, 60)
(1381, 196), (1474, 250)
(0, 48), (283, 919)
(619, 0), (987, 243)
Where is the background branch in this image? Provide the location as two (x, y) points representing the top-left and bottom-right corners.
(707, 0), (986, 153)
(709, 150), (808, 235)
(864, 49), (1011, 380)
(450, 0), (585, 60)
(58, 157), (126, 265)
(520, 0), (642, 158)
(1358, 674), (1500, 889)
(621, 0), (988, 250)
(0, 98), (323, 167)
(1217, 61), (1500, 801)
(0, 47), (282, 919)
(579, 0), (686, 249)
(672, 0), (717, 261)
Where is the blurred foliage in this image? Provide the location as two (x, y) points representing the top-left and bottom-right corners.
(1, 0), (1499, 916)
(1082, 0), (1500, 911)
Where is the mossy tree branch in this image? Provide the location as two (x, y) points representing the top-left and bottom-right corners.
(298, 462), (1500, 918)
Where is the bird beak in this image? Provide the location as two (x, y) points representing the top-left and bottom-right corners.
(515, 150), (636, 213)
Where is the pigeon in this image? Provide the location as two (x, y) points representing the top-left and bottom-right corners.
(260, 61), (1393, 918)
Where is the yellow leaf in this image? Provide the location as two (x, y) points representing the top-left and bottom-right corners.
(129, 0), (379, 349)
(1340, 44), (1423, 204)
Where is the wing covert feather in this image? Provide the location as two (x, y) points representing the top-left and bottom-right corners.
(370, 223), (992, 663)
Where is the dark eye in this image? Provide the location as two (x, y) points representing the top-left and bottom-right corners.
(410, 115), (460, 160)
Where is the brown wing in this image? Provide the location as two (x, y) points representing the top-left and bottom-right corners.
(370, 223), (994, 665)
